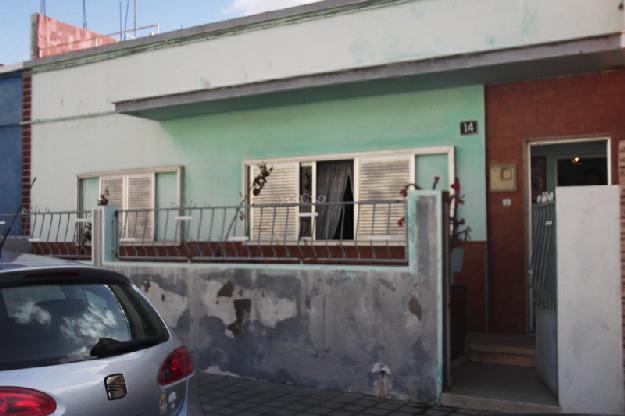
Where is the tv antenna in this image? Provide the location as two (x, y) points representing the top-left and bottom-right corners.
(40, 0), (46, 16)
(82, 0), (88, 29)
(119, 0), (138, 41)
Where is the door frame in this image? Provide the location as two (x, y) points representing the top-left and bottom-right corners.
(524, 136), (611, 330)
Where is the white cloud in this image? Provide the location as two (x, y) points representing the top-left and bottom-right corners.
(225, 0), (320, 16)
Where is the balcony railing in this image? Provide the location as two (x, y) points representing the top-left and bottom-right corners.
(116, 200), (408, 265)
(0, 210), (93, 260)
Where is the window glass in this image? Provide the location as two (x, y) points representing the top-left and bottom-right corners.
(79, 177), (100, 211)
(315, 160), (354, 240)
(0, 282), (167, 370)
(156, 172), (178, 241)
(299, 165), (313, 238)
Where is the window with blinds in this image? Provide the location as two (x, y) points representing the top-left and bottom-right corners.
(356, 156), (411, 241)
(79, 167), (181, 244)
(101, 174), (155, 242)
(249, 162), (299, 242)
(245, 147), (453, 243)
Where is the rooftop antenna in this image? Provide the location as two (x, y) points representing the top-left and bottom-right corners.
(124, 0), (130, 40)
(119, 1), (123, 41)
(40, 0), (46, 16)
(82, 0), (88, 29)
(133, 0), (137, 38)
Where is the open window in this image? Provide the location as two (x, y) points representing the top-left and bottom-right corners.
(298, 160), (354, 240)
(248, 160), (355, 242)
(245, 147), (454, 243)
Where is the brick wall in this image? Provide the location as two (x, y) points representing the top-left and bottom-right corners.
(486, 69), (625, 333)
(32, 14), (116, 59)
(454, 241), (487, 332)
(21, 72), (31, 234)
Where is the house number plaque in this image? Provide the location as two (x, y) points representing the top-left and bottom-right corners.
(460, 120), (478, 136)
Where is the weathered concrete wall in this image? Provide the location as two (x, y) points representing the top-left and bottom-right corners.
(107, 193), (445, 402)
(556, 186), (624, 414)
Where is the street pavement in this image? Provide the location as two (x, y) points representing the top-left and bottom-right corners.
(197, 373), (486, 416)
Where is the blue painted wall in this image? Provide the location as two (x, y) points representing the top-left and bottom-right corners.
(0, 73), (23, 220)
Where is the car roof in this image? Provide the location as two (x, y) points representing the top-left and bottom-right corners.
(0, 251), (80, 271)
(0, 251), (130, 285)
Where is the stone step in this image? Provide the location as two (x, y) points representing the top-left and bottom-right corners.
(441, 392), (560, 414)
(469, 333), (536, 368)
(443, 362), (559, 414)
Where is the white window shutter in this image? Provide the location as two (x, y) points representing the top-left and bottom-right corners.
(250, 162), (299, 242)
(126, 173), (155, 242)
(356, 156), (411, 241)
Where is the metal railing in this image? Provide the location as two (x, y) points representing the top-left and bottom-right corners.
(0, 210), (93, 260)
(116, 200), (408, 264)
(531, 201), (556, 310)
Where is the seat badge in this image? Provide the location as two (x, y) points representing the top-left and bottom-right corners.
(105, 374), (127, 400)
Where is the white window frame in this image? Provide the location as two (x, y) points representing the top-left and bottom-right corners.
(243, 146), (456, 242)
(298, 161), (317, 241)
(76, 165), (183, 211)
(76, 166), (184, 243)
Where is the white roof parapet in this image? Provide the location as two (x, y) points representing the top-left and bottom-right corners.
(0, 62), (25, 74)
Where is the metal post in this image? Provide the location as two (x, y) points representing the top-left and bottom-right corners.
(93, 206), (117, 266)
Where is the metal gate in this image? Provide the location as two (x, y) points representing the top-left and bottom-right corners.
(531, 200), (558, 396)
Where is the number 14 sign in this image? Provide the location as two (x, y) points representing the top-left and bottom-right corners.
(460, 120), (478, 136)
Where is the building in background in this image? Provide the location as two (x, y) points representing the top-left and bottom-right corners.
(31, 14), (116, 59)
(6, 0), (625, 412)
(0, 63), (26, 230)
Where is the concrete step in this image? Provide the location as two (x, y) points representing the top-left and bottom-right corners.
(444, 362), (559, 414)
(441, 392), (560, 414)
(469, 333), (536, 368)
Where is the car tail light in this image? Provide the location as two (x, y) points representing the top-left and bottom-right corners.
(0, 387), (56, 416)
(157, 347), (193, 385)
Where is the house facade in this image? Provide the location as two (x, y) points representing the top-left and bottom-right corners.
(12, 0), (625, 411)
(0, 64), (26, 230)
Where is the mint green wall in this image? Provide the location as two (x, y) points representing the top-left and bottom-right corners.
(162, 84), (486, 240)
(416, 154), (450, 191)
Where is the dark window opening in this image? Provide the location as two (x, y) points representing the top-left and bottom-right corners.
(557, 157), (608, 187)
(332, 176), (354, 240)
(315, 160), (354, 240)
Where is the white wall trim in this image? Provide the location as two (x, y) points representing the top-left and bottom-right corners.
(243, 146), (455, 165)
(77, 165), (183, 179)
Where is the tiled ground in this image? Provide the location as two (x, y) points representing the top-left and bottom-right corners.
(197, 373), (485, 416)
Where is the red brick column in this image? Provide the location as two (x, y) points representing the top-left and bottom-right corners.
(21, 71), (32, 235)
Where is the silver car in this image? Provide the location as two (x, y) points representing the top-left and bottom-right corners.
(0, 252), (201, 416)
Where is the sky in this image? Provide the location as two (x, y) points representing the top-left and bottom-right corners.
(0, 0), (319, 64)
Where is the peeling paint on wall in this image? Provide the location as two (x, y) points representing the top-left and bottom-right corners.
(199, 279), (297, 338)
(139, 279), (188, 328)
(408, 295), (423, 321)
(110, 193), (444, 402)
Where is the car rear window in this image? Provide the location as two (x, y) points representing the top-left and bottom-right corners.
(0, 281), (168, 371)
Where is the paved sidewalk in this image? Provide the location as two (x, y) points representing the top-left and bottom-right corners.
(197, 373), (485, 416)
